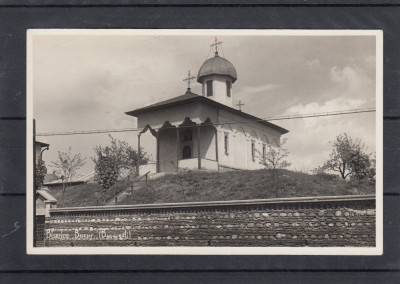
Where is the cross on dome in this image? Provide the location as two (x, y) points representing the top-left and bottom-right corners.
(210, 36), (223, 56)
(183, 70), (196, 92)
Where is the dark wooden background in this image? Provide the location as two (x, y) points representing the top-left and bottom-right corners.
(0, 1), (399, 283)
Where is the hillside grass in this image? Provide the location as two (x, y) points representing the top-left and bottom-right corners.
(119, 169), (375, 205)
(44, 177), (132, 207)
(45, 183), (102, 207)
(45, 169), (375, 208)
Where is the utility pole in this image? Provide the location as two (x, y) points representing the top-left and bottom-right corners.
(33, 119), (37, 246)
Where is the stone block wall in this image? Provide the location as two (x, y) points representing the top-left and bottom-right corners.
(45, 196), (375, 247)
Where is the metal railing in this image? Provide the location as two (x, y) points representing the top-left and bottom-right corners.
(96, 171), (150, 206)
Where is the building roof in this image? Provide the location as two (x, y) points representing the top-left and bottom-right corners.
(37, 190), (57, 203)
(43, 171), (95, 186)
(197, 53), (238, 83)
(126, 92), (288, 134)
(35, 141), (49, 147)
(44, 173), (59, 183)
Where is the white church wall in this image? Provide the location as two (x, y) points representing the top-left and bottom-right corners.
(137, 102), (204, 129)
(139, 163), (157, 175)
(218, 108), (282, 145)
(216, 109), (283, 170)
(201, 159), (219, 171)
(178, 158), (197, 170)
(159, 129), (178, 172)
(139, 130), (157, 163)
(199, 125), (216, 161)
(135, 101), (285, 173)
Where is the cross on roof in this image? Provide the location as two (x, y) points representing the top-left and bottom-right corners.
(210, 36), (223, 55)
(183, 70), (196, 92)
(236, 100), (245, 111)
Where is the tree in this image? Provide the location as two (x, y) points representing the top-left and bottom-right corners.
(322, 133), (375, 181)
(93, 135), (148, 190)
(260, 138), (291, 181)
(349, 149), (375, 183)
(50, 147), (86, 186)
(94, 156), (119, 191)
(35, 160), (47, 189)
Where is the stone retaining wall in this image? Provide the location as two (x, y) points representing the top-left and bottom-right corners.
(45, 195), (376, 247)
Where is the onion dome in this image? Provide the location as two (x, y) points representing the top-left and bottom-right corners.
(197, 53), (237, 83)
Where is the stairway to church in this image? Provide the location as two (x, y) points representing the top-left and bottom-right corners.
(105, 180), (146, 206)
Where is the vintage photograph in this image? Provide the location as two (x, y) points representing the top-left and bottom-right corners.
(27, 30), (382, 255)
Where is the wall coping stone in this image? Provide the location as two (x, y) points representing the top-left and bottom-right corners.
(49, 194), (375, 214)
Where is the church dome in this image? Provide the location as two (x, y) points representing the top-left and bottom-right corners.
(197, 53), (237, 83)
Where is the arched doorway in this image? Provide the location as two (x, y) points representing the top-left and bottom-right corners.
(182, 145), (192, 159)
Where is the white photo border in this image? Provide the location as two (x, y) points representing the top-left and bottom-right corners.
(26, 29), (383, 255)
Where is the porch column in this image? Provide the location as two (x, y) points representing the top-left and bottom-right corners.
(156, 131), (160, 173)
(176, 128), (180, 171)
(215, 128), (219, 171)
(197, 125), (201, 169)
(137, 134), (141, 176)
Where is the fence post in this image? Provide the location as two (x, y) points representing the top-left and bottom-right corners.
(114, 186), (117, 205)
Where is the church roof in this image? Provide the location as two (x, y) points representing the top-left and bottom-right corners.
(197, 54), (237, 83)
(126, 92), (288, 134)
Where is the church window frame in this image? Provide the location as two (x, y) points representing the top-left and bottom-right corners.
(182, 129), (193, 142)
(224, 132), (229, 155)
(226, 80), (231, 97)
(206, 80), (213, 97)
(262, 143), (266, 162)
(251, 140), (256, 162)
(182, 145), (192, 159)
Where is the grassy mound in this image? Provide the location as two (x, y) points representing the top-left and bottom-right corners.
(45, 169), (375, 207)
(44, 177), (132, 207)
(118, 169), (375, 205)
(45, 183), (102, 207)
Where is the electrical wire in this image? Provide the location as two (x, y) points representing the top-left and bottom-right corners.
(36, 108), (375, 137)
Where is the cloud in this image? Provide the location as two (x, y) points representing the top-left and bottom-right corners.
(329, 65), (365, 91)
(280, 97), (375, 173)
(284, 97), (366, 117)
(235, 83), (280, 99)
(306, 58), (322, 69)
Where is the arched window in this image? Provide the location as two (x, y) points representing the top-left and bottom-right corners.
(226, 80), (231, 97)
(251, 140), (255, 162)
(182, 145), (192, 159)
(206, 80), (213, 97)
(262, 144), (266, 162)
(182, 129), (192, 142)
(224, 132), (229, 155)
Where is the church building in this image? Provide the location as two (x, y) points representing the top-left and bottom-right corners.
(126, 40), (288, 174)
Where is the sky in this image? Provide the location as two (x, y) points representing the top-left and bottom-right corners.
(32, 32), (377, 175)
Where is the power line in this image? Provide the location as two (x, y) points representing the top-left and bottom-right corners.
(36, 107), (375, 137)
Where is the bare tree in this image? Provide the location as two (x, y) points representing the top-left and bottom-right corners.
(170, 164), (191, 202)
(259, 137), (291, 181)
(51, 147), (86, 187)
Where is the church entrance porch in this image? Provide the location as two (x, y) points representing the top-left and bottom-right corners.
(137, 117), (219, 175)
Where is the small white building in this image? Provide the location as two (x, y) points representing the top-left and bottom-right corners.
(126, 47), (288, 173)
(35, 141), (49, 162)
